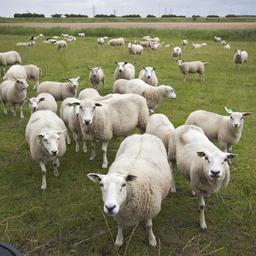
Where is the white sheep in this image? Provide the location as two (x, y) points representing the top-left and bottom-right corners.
(128, 43), (144, 55)
(182, 40), (188, 46)
(150, 42), (161, 51)
(87, 133), (173, 247)
(3, 65), (27, 81)
(234, 49), (248, 68)
(0, 51), (21, 74)
(88, 67), (105, 90)
(78, 94), (149, 168)
(113, 78), (176, 113)
(176, 60), (208, 81)
(108, 37), (125, 47)
(113, 61), (135, 81)
(78, 88), (114, 101)
(174, 124), (236, 230)
(25, 110), (67, 191)
(27, 93), (57, 114)
(97, 37), (104, 46)
(201, 43), (207, 47)
(172, 47), (182, 58)
(23, 64), (42, 90)
(0, 79), (29, 118)
(165, 44), (171, 48)
(142, 35), (151, 41)
(44, 38), (57, 44)
(192, 43), (202, 49)
(138, 66), (158, 86)
(37, 77), (80, 101)
(78, 32), (85, 37)
(185, 107), (252, 152)
(55, 40), (67, 50)
(221, 40), (227, 45)
(224, 44), (231, 49)
(139, 40), (151, 48)
(214, 36), (222, 43)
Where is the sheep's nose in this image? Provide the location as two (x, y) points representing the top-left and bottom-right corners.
(147, 76), (150, 79)
(119, 70), (122, 73)
(33, 107), (37, 111)
(84, 120), (90, 125)
(105, 204), (116, 213)
(210, 170), (220, 177)
(51, 150), (57, 156)
(234, 124), (239, 128)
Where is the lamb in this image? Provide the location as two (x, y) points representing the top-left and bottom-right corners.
(27, 93), (57, 114)
(214, 36), (222, 43)
(37, 77), (80, 101)
(97, 37), (104, 46)
(176, 60), (207, 81)
(78, 94), (149, 168)
(172, 47), (182, 58)
(23, 64), (42, 90)
(174, 124), (236, 230)
(3, 65), (27, 81)
(185, 107), (252, 152)
(60, 97), (86, 153)
(78, 32), (85, 37)
(25, 110), (67, 191)
(234, 49), (248, 68)
(55, 40), (67, 50)
(0, 79), (29, 118)
(0, 51), (21, 74)
(138, 66), (158, 86)
(113, 61), (135, 81)
(87, 133), (173, 247)
(128, 43), (144, 55)
(108, 37), (125, 47)
(113, 79), (176, 113)
(88, 67), (105, 90)
(182, 40), (188, 46)
(192, 43), (202, 49)
(224, 44), (231, 49)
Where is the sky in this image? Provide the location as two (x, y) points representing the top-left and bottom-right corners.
(0, 0), (255, 17)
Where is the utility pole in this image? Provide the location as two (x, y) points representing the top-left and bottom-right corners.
(92, 4), (96, 17)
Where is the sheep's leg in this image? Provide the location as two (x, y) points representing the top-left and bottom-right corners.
(101, 141), (109, 168)
(227, 143), (232, 153)
(115, 223), (123, 247)
(11, 104), (16, 116)
(66, 132), (71, 145)
(197, 195), (207, 230)
(19, 102), (24, 119)
(1, 100), (7, 114)
(52, 158), (60, 177)
(169, 161), (176, 193)
(90, 141), (96, 161)
(145, 219), (157, 247)
(82, 138), (87, 153)
(39, 160), (47, 191)
(33, 81), (39, 90)
(73, 133), (79, 152)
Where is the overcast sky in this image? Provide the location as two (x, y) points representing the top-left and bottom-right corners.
(0, 0), (255, 17)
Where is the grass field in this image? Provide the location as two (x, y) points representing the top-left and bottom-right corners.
(0, 28), (256, 256)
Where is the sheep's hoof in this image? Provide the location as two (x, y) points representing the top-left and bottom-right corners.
(149, 236), (157, 247)
(191, 190), (196, 196)
(41, 185), (47, 191)
(171, 187), (176, 193)
(83, 145), (87, 153)
(102, 163), (108, 169)
(200, 223), (207, 231)
(75, 146), (79, 152)
(53, 170), (59, 177)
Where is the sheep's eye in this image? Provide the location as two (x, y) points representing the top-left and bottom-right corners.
(99, 183), (103, 187)
(224, 158), (228, 162)
(44, 139), (48, 143)
(121, 183), (126, 187)
(230, 116), (233, 120)
(240, 116), (243, 120)
(205, 156), (209, 161)
(79, 106), (83, 110)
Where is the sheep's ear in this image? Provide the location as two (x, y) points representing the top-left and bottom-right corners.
(224, 106), (233, 114)
(142, 66), (146, 70)
(227, 153), (237, 159)
(57, 129), (66, 135)
(76, 76), (80, 81)
(38, 97), (45, 102)
(87, 173), (103, 182)
(95, 103), (102, 107)
(125, 175), (137, 182)
(124, 61), (128, 65)
(234, 49), (237, 52)
(152, 67), (156, 71)
(114, 61), (118, 65)
(88, 68), (92, 71)
(197, 152), (206, 157)
(242, 112), (252, 116)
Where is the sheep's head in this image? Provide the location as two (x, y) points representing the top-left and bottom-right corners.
(37, 130), (66, 157)
(197, 151), (236, 182)
(66, 100), (81, 117)
(78, 98), (102, 125)
(142, 66), (155, 80)
(114, 61), (128, 73)
(225, 106), (252, 129)
(15, 79), (29, 90)
(176, 60), (184, 66)
(89, 67), (100, 78)
(234, 49), (244, 59)
(68, 77), (80, 90)
(87, 173), (137, 216)
(161, 85), (176, 99)
(27, 96), (45, 113)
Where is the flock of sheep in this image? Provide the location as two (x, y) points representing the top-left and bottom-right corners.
(0, 32), (252, 248)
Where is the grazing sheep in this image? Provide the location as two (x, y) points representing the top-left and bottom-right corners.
(142, 35), (151, 41)
(3, 65), (27, 81)
(25, 110), (67, 191)
(201, 43), (207, 47)
(23, 64), (42, 90)
(27, 93), (57, 114)
(176, 60), (207, 81)
(78, 32), (85, 37)
(108, 37), (125, 47)
(87, 133), (173, 247)
(88, 67), (105, 90)
(224, 44), (231, 50)
(16, 41), (35, 47)
(55, 40), (67, 50)
(0, 51), (21, 74)
(192, 43), (202, 49)
(174, 124), (236, 230)
(0, 79), (29, 118)
(150, 42), (161, 51)
(185, 107), (252, 152)
(113, 79), (176, 113)
(78, 88), (114, 101)
(214, 36), (222, 43)
(44, 38), (57, 44)
(97, 37), (104, 46)
(234, 49), (248, 68)
(139, 40), (151, 48)
(37, 77), (80, 101)
(128, 43), (144, 55)
(182, 40), (188, 46)
(138, 66), (158, 86)
(78, 94), (149, 168)
(113, 61), (135, 81)
(172, 47), (182, 58)
(221, 40), (227, 45)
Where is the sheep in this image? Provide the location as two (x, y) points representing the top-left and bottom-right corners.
(55, 40), (67, 50)
(16, 41), (35, 47)
(221, 40), (227, 45)
(0, 51), (21, 74)
(182, 39), (188, 46)
(224, 44), (231, 50)
(37, 77), (80, 101)
(128, 43), (144, 55)
(113, 61), (135, 81)
(78, 94), (149, 168)
(113, 79), (176, 113)
(87, 133), (173, 247)
(60, 97), (87, 153)
(108, 37), (125, 47)
(103, 36), (108, 40)
(201, 43), (207, 47)
(78, 32), (85, 37)
(192, 43), (202, 49)
(214, 36), (222, 43)
(150, 42), (161, 51)
(97, 37), (105, 46)
(185, 107), (252, 152)
(65, 36), (76, 42)
(3, 65), (27, 81)
(44, 38), (57, 44)
(139, 40), (151, 48)
(142, 35), (151, 41)
(165, 44), (171, 48)
(176, 60), (208, 81)
(27, 93), (57, 114)
(25, 110), (67, 191)
(174, 124), (236, 230)
(0, 79), (29, 118)
(138, 66), (158, 86)
(23, 64), (42, 90)
(234, 49), (248, 68)
(78, 88), (114, 101)
(88, 67), (105, 90)
(146, 113), (176, 192)
(172, 47), (182, 58)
